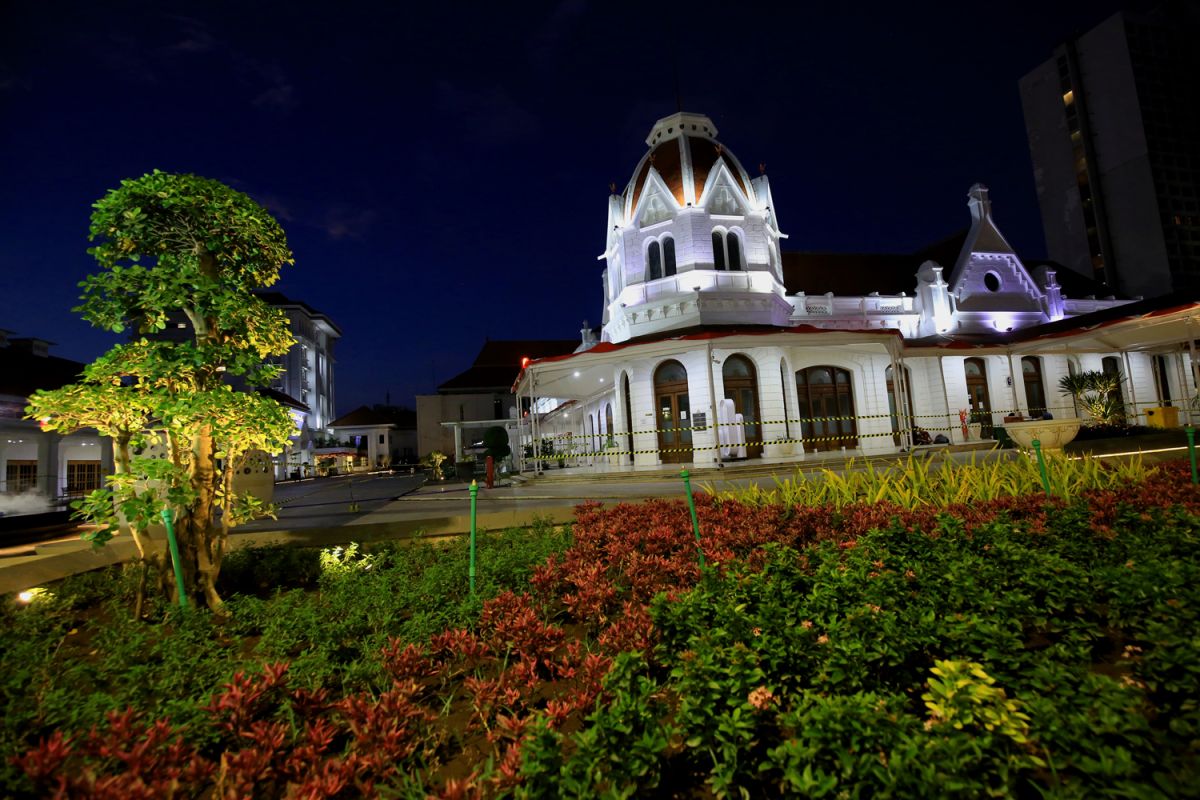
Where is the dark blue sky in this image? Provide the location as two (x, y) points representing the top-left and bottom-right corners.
(1, 0), (1125, 413)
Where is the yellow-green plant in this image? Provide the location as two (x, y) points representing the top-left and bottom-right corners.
(423, 451), (448, 481)
(922, 660), (1039, 749)
(709, 453), (1148, 510)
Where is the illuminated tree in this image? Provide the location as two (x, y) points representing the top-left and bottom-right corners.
(27, 171), (297, 613)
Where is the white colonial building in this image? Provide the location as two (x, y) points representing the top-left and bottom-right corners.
(515, 112), (1200, 469)
(256, 292), (341, 478)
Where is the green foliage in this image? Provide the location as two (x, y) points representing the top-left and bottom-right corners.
(635, 505), (1200, 796)
(25, 172), (298, 608)
(217, 545), (323, 595)
(225, 522), (571, 690)
(483, 426), (511, 461)
(710, 452), (1147, 510)
(0, 523), (570, 793)
(922, 660), (1035, 745)
(1059, 369), (1127, 425)
(519, 653), (677, 798)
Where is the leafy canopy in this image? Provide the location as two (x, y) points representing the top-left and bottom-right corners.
(27, 172), (299, 594)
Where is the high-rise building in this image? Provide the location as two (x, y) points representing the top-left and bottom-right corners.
(1019, 4), (1200, 299)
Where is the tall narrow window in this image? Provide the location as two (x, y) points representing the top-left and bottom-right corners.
(726, 231), (741, 271)
(712, 230), (742, 271)
(1021, 357), (1046, 417)
(663, 237), (676, 277)
(712, 231), (727, 270)
(647, 240), (662, 280)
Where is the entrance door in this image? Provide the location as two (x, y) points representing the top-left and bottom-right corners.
(1021, 357), (1047, 417)
(964, 358), (993, 437)
(654, 360), (693, 463)
(796, 366), (858, 451)
(723, 354), (762, 458)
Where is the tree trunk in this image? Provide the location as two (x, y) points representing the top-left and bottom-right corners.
(182, 424), (225, 612)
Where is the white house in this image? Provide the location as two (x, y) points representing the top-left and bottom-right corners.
(514, 112), (1200, 470)
(0, 332), (111, 505)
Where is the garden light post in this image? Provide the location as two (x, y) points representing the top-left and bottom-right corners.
(1031, 439), (1051, 496)
(469, 479), (478, 595)
(1187, 427), (1197, 486)
(159, 508), (189, 609)
(680, 469), (704, 567)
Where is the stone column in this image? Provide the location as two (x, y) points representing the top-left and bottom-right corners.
(37, 432), (61, 498)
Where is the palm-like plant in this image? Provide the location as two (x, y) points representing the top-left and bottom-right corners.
(1058, 370), (1126, 425)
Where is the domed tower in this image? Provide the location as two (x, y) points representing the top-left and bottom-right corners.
(599, 112), (792, 344)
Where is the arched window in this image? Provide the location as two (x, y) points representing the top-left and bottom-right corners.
(712, 231), (726, 270)
(711, 230), (742, 271)
(1021, 357), (1047, 417)
(727, 232), (741, 271)
(647, 240), (662, 281)
(663, 237), (676, 277)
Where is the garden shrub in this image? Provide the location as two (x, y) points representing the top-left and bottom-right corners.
(7, 461), (1200, 797)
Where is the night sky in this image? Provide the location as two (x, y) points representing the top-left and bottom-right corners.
(1, 0), (1127, 414)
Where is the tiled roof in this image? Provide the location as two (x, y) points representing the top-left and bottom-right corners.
(330, 405), (416, 428)
(438, 339), (580, 393)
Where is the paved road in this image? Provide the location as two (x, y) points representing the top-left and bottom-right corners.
(243, 472), (427, 530)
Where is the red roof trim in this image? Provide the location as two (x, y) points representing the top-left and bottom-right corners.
(512, 325), (903, 390)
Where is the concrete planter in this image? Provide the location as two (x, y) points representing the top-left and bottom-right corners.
(1004, 419), (1082, 452)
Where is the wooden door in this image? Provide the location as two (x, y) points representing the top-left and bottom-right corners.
(964, 358), (993, 437)
(655, 361), (693, 463)
(796, 366), (858, 451)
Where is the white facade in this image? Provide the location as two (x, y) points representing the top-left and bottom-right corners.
(257, 293), (342, 478)
(515, 113), (1199, 471)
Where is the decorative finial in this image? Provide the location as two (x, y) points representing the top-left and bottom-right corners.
(759, 162), (766, 175)
(609, 182), (617, 194)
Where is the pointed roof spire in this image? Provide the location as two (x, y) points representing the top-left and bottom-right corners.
(968, 183), (992, 221)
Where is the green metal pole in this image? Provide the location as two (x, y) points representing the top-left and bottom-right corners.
(680, 469), (705, 568)
(1032, 439), (1052, 496)
(1187, 427), (1197, 486)
(469, 479), (478, 596)
(159, 508), (189, 609)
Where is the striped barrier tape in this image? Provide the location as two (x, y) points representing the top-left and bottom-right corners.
(533, 404), (1087, 441)
(529, 424), (980, 461)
